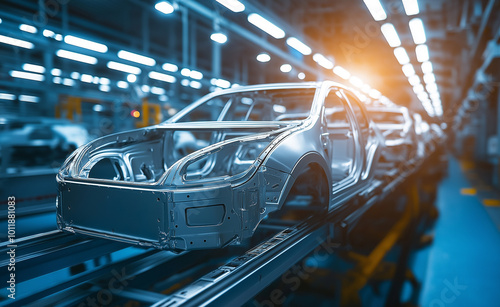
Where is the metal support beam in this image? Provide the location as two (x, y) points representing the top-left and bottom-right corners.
(179, 0), (324, 79)
(142, 9), (150, 53)
(182, 8), (189, 67)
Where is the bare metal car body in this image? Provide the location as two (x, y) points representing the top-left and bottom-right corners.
(367, 106), (417, 162)
(56, 82), (383, 251)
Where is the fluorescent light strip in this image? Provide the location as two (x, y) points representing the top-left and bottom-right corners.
(402, 0), (420, 16)
(426, 82), (438, 93)
(402, 64), (415, 77)
(394, 47), (410, 65)
(80, 74), (93, 83)
(369, 89), (382, 99)
(415, 44), (429, 62)
(313, 53), (334, 69)
(349, 76), (364, 88)
(0, 93), (15, 100)
(181, 68), (203, 80)
(10, 70), (45, 81)
(107, 61), (142, 74)
(63, 78), (75, 86)
(408, 75), (420, 86)
(247, 13), (285, 39)
(421, 61), (433, 74)
(64, 35), (108, 53)
(99, 85), (110, 92)
(280, 64), (292, 73)
(256, 53), (271, 63)
(210, 78), (231, 88)
(151, 86), (166, 95)
(409, 18), (426, 44)
(117, 81), (129, 89)
(286, 37), (312, 55)
(118, 50), (156, 66)
(19, 95), (39, 103)
(162, 63), (178, 72)
(56, 49), (98, 64)
(333, 66), (351, 80)
(23, 63), (45, 74)
(423, 73), (436, 84)
(190, 81), (202, 89)
(155, 1), (175, 14)
(362, 0), (387, 21)
(210, 32), (228, 44)
(413, 84), (424, 94)
(19, 24), (37, 33)
(215, 0), (245, 12)
(380, 23), (401, 47)
(0, 35), (34, 49)
(149, 71), (176, 83)
(51, 68), (62, 76)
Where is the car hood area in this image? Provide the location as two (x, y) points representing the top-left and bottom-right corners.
(57, 121), (300, 187)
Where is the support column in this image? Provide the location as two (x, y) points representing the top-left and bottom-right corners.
(182, 8), (189, 68)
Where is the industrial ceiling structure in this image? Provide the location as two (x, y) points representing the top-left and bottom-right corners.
(1, 0), (497, 122)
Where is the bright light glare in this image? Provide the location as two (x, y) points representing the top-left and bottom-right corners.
(413, 84), (424, 94)
(215, 0), (245, 12)
(409, 18), (426, 44)
(298, 72), (305, 80)
(402, 0), (420, 16)
(118, 50), (156, 66)
(19, 24), (37, 33)
(117, 81), (129, 89)
(369, 89), (382, 99)
(210, 78), (231, 88)
(423, 73), (436, 84)
(80, 74), (93, 83)
(349, 76), (364, 88)
(99, 85), (110, 92)
(415, 44), (429, 62)
(19, 95), (39, 103)
(426, 82), (438, 93)
(70, 72), (80, 79)
(256, 53), (271, 62)
(280, 64), (292, 73)
(402, 64), (415, 77)
(43, 29), (55, 38)
(190, 70), (203, 80)
(394, 47), (410, 65)
(10, 70), (45, 82)
(23, 63), (45, 74)
(408, 75), (420, 86)
(0, 93), (15, 100)
(313, 53), (334, 69)
(151, 87), (166, 95)
(421, 61), (433, 74)
(247, 13), (285, 39)
(333, 66), (351, 80)
(155, 1), (175, 14)
(64, 35), (108, 53)
(286, 37), (312, 55)
(162, 63), (178, 72)
(149, 71), (176, 83)
(211, 32), (228, 44)
(380, 23), (401, 47)
(0, 34), (34, 49)
(107, 61), (142, 74)
(127, 74), (137, 83)
(56, 49), (97, 64)
(190, 81), (202, 89)
(51, 68), (62, 76)
(63, 78), (75, 86)
(362, 0), (387, 21)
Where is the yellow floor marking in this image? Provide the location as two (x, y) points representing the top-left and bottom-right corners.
(460, 188), (477, 195)
(483, 199), (500, 207)
(460, 160), (475, 171)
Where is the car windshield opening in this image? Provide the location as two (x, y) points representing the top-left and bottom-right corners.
(175, 88), (317, 122)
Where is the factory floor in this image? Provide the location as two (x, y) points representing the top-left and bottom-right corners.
(413, 157), (500, 306)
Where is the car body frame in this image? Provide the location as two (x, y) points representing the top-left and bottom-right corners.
(56, 81), (383, 251)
